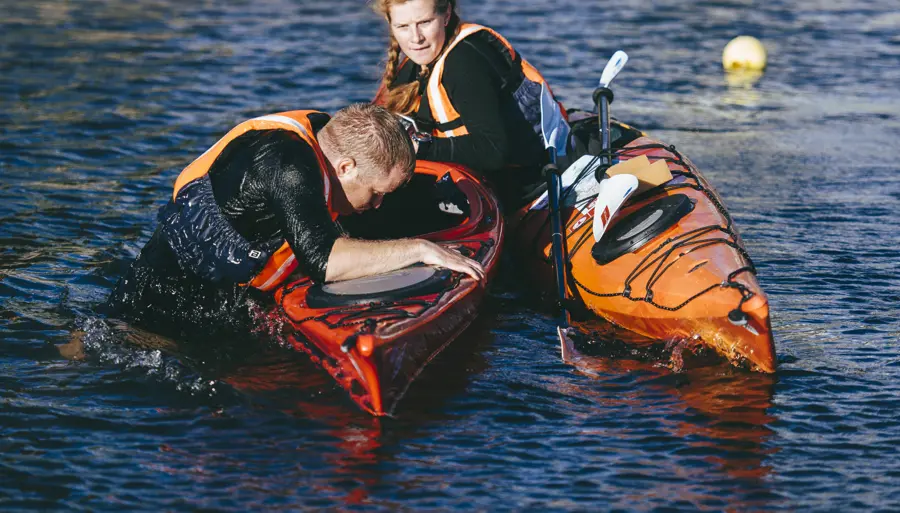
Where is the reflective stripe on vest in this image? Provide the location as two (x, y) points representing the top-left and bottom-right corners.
(171, 110), (337, 292)
(426, 23), (565, 138)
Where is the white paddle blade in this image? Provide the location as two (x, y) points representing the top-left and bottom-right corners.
(559, 326), (576, 363)
(527, 155), (606, 212)
(592, 174), (639, 242)
(539, 82), (570, 156)
(598, 50), (629, 88)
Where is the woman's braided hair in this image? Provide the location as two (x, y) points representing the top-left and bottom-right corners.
(372, 0), (461, 115)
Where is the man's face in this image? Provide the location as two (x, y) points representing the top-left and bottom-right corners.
(339, 164), (410, 213)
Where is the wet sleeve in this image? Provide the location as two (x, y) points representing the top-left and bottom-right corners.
(416, 41), (508, 171)
(266, 143), (341, 283)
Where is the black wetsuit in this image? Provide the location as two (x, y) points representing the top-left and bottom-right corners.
(393, 30), (547, 209)
(105, 118), (341, 339)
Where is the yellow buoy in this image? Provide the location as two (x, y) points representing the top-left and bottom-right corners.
(722, 36), (767, 71)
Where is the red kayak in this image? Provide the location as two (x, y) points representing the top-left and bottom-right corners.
(258, 160), (503, 416)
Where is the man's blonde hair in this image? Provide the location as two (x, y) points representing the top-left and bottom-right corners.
(322, 103), (415, 180)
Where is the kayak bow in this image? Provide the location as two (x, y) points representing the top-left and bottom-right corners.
(261, 161), (504, 415)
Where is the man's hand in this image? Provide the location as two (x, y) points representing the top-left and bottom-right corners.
(417, 240), (486, 282)
(326, 237), (485, 283)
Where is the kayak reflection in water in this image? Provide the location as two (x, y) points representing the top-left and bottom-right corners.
(103, 103), (484, 341)
(371, 0), (567, 210)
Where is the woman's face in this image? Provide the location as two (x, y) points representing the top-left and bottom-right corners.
(388, 0), (451, 66)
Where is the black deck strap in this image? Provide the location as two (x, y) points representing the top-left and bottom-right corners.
(565, 141), (761, 312)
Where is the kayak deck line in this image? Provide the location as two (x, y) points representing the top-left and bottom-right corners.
(514, 119), (776, 374)
(259, 161), (504, 416)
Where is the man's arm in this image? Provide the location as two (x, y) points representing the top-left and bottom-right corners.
(264, 131), (484, 284)
(325, 238), (485, 283)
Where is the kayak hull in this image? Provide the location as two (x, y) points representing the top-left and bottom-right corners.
(265, 161), (503, 415)
(514, 124), (775, 373)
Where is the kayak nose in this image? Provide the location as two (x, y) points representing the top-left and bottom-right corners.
(736, 294), (776, 373)
(743, 295), (775, 373)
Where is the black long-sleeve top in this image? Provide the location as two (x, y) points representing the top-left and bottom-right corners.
(208, 125), (341, 283)
(392, 30), (546, 206)
(105, 121), (341, 337)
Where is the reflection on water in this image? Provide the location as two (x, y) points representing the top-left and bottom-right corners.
(546, 353), (777, 504)
(2, 0), (900, 510)
(723, 70), (765, 107)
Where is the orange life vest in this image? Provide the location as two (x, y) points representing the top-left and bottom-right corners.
(171, 110), (338, 292)
(427, 23), (566, 138)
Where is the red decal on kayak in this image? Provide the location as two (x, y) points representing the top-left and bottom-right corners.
(571, 214), (589, 232)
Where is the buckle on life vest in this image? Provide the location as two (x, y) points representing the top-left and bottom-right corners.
(432, 117), (465, 133)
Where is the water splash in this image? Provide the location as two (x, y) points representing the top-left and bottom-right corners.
(66, 316), (222, 396)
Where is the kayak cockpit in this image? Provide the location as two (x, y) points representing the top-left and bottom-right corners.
(340, 167), (473, 240)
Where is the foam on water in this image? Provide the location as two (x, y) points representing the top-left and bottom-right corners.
(69, 316), (222, 397)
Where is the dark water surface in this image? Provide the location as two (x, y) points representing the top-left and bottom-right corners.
(3, 0), (900, 510)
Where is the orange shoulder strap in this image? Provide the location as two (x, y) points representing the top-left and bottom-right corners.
(167, 110), (337, 291)
(426, 24), (565, 138)
(426, 24), (487, 137)
(172, 110), (331, 201)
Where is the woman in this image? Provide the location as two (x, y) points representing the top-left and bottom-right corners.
(372, 0), (566, 209)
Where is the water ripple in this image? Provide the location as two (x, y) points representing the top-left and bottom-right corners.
(2, 0), (900, 510)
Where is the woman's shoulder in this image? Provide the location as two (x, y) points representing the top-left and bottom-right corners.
(450, 28), (507, 56)
(443, 28), (511, 76)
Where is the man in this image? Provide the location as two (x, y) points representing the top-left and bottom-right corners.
(105, 103), (483, 338)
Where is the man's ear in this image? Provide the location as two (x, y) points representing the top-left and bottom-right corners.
(334, 157), (358, 180)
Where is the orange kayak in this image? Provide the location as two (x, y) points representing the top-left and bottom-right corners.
(260, 160), (503, 416)
(513, 120), (775, 373)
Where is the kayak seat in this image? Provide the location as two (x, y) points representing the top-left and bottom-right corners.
(523, 117), (645, 202)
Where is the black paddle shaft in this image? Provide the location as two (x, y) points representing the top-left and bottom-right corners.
(593, 87), (615, 167)
(544, 147), (570, 327)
